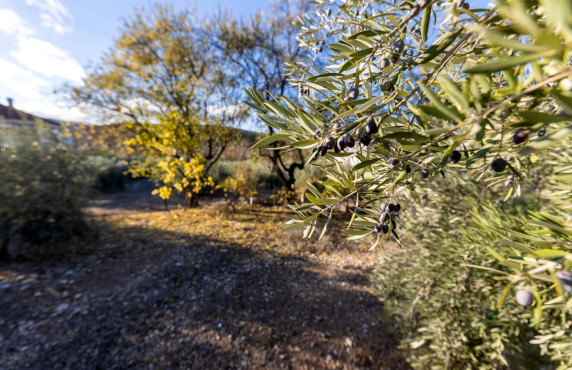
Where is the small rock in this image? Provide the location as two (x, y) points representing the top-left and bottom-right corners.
(54, 303), (69, 315)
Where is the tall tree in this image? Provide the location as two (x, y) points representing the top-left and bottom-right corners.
(68, 5), (246, 207)
(207, 0), (311, 190)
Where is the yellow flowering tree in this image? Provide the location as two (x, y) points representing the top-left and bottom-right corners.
(68, 5), (246, 207)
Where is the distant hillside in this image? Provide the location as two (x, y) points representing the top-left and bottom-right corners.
(68, 122), (263, 161)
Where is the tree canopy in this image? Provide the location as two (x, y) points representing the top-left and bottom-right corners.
(248, 0), (572, 365)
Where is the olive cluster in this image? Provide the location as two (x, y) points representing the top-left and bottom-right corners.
(317, 115), (379, 156)
(512, 127), (546, 146)
(374, 202), (401, 234)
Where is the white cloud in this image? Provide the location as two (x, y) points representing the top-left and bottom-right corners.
(25, 0), (72, 34)
(0, 57), (50, 99)
(11, 36), (85, 83)
(0, 9), (35, 36)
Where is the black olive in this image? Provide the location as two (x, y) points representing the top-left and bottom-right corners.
(538, 128), (546, 137)
(380, 58), (390, 69)
(333, 123), (342, 133)
(390, 54), (399, 64)
(365, 117), (378, 134)
(359, 133), (372, 146)
(344, 135), (355, 148)
(420, 169), (429, 178)
(512, 129), (528, 145)
(491, 158), (507, 172)
(382, 224), (389, 234)
(462, 2), (470, 9)
(395, 203), (401, 212)
(325, 137), (336, 149)
(387, 204), (396, 212)
(405, 165), (411, 173)
(318, 145), (328, 156)
(380, 212), (389, 223)
(389, 159), (400, 168)
(374, 223), (383, 233)
(393, 39), (405, 53)
(337, 136), (346, 152)
(449, 150), (462, 163)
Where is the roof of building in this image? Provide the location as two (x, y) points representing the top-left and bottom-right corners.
(0, 102), (61, 126)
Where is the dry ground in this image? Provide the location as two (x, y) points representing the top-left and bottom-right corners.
(0, 180), (409, 369)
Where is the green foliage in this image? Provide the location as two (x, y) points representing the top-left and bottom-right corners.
(0, 124), (94, 259)
(210, 159), (281, 188)
(373, 175), (548, 369)
(247, 0), (572, 366)
(86, 155), (129, 191)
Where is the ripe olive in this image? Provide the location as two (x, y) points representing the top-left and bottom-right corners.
(365, 117), (378, 134)
(516, 289), (533, 307)
(337, 136), (346, 152)
(318, 145), (328, 157)
(325, 137), (336, 150)
(387, 203), (396, 212)
(390, 54), (399, 64)
(512, 129), (528, 145)
(359, 133), (372, 146)
(556, 271), (572, 292)
(380, 212), (389, 223)
(491, 158), (507, 173)
(389, 159), (400, 168)
(538, 128), (546, 137)
(344, 135), (355, 148)
(462, 2), (470, 9)
(382, 224), (389, 234)
(394, 203), (401, 212)
(333, 123), (342, 133)
(393, 39), (405, 53)
(380, 58), (390, 69)
(374, 223), (383, 233)
(448, 150), (462, 164)
(405, 165), (412, 173)
(420, 169), (429, 178)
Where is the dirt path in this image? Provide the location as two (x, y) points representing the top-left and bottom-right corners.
(0, 181), (409, 369)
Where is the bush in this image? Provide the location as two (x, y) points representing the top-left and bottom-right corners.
(210, 159), (282, 188)
(372, 175), (550, 369)
(86, 155), (129, 191)
(0, 124), (94, 260)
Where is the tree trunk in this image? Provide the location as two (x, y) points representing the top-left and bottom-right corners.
(185, 193), (200, 209)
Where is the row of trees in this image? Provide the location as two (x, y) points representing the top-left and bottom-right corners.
(249, 0), (572, 367)
(68, 1), (310, 207)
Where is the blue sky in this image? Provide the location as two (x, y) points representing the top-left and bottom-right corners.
(0, 0), (269, 122)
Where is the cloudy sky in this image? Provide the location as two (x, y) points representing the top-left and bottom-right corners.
(0, 0), (267, 123)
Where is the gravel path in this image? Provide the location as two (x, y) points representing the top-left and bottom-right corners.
(0, 182), (409, 369)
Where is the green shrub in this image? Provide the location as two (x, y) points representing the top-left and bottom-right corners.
(210, 159), (282, 188)
(0, 124), (95, 260)
(86, 155), (129, 191)
(372, 175), (550, 368)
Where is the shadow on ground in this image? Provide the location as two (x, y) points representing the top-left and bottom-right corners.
(0, 188), (409, 369)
